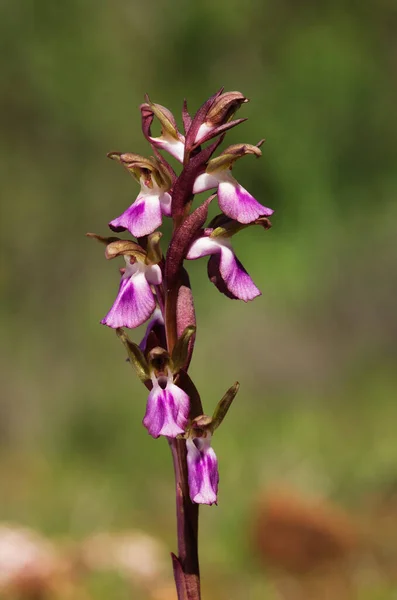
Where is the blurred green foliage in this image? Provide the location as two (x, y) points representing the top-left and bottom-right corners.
(1, 0), (397, 598)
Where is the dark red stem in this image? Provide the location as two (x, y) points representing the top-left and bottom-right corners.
(169, 438), (201, 600)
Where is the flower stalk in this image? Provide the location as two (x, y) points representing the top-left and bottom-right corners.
(88, 89), (274, 599)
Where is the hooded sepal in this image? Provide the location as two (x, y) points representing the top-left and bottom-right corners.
(107, 152), (169, 182)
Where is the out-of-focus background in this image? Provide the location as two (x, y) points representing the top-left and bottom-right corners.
(1, 1), (397, 598)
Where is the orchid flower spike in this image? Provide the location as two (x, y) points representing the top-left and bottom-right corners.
(193, 143), (274, 224)
(187, 431), (219, 506)
(186, 226), (261, 302)
(100, 238), (163, 329)
(141, 98), (185, 163)
(143, 349), (190, 439)
(108, 153), (172, 238)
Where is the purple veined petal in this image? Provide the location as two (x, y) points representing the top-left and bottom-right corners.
(186, 236), (221, 260)
(209, 244), (261, 302)
(139, 308), (165, 352)
(192, 172), (219, 195)
(159, 191), (172, 217)
(217, 175), (274, 224)
(144, 263), (162, 286)
(109, 194), (162, 238)
(186, 437), (219, 505)
(149, 136), (185, 163)
(143, 379), (190, 438)
(101, 269), (156, 329)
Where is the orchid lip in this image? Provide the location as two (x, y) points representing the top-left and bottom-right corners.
(186, 234), (260, 301)
(143, 376), (190, 439)
(101, 258), (162, 330)
(186, 435), (219, 505)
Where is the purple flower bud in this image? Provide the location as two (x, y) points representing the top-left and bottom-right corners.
(101, 257), (162, 329)
(186, 233), (261, 301)
(186, 435), (219, 505)
(143, 371), (190, 438)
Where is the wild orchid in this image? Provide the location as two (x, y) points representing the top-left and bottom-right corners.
(88, 88), (274, 600)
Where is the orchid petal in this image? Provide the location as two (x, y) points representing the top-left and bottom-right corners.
(109, 194), (162, 238)
(143, 380), (189, 438)
(217, 176), (274, 224)
(209, 246), (261, 302)
(187, 437), (219, 505)
(101, 270), (156, 329)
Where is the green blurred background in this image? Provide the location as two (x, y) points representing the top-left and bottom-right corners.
(1, 0), (397, 598)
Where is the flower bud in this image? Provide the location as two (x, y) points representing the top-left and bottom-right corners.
(190, 91), (248, 147)
(205, 92), (248, 127)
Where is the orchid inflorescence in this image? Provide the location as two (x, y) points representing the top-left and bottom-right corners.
(88, 89), (273, 597)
